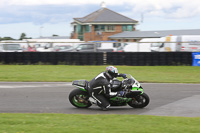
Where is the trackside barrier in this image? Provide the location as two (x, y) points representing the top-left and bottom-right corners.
(106, 52), (192, 66)
(0, 52), (192, 66)
(0, 52), (103, 65)
(192, 52), (200, 66)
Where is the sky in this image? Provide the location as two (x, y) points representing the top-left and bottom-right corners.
(0, 0), (200, 39)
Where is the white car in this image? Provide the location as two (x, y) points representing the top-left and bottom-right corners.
(0, 43), (23, 52)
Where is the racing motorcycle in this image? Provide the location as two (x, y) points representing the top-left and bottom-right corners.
(69, 74), (150, 109)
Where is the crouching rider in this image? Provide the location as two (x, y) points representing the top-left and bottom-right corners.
(88, 66), (126, 111)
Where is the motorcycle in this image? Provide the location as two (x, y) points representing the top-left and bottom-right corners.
(69, 74), (150, 109)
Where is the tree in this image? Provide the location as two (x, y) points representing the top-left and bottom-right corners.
(0, 36), (14, 41)
(19, 33), (26, 40)
(19, 33), (32, 40)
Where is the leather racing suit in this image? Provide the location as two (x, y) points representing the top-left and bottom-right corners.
(88, 72), (126, 110)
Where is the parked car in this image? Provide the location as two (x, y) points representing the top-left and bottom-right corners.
(0, 43), (23, 52)
(73, 43), (96, 52)
(22, 45), (37, 52)
(53, 45), (74, 52)
(73, 43), (115, 52)
(73, 42), (128, 52)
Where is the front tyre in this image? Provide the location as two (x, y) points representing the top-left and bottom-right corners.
(69, 89), (92, 108)
(128, 93), (150, 108)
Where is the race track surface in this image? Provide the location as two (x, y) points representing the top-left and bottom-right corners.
(0, 82), (200, 117)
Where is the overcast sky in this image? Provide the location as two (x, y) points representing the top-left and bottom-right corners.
(1, 0), (200, 39)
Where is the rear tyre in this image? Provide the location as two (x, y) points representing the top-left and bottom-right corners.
(128, 93), (150, 108)
(69, 89), (92, 108)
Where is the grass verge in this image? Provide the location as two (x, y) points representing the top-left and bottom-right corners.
(0, 66), (200, 132)
(0, 113), (200, 133)
(0, 65), (200, 83)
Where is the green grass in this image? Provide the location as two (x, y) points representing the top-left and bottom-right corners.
(0, 65), (200, 133)
(0, 65), (200, 83)
(0, 114), (199, 133)
(0, 66), (200, 132)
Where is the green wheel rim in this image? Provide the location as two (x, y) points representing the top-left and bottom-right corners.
(72, 95), (89, 107)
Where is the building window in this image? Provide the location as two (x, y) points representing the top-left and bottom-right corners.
(105, 25), (115, 32)
(122, 25), (133, 31)
(85, 25), (91, 32)
(94, 25), (115, 32)
(73, 25), (77, 33)
(94, 25), (105, 31)
(77, 24), (82, 34)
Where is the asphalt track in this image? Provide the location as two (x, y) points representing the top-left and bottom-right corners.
(0, 82), (200, 117)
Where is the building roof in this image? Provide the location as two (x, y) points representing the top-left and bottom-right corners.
(74, 8), (138, 24)
(109, 29), (200, 39)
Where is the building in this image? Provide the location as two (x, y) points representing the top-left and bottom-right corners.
(109, 29), (200, 42)
(70, 3), (138, 41)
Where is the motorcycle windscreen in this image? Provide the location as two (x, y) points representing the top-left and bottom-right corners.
(72, 80), (88, 87)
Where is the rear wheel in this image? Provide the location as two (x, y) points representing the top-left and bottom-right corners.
(69, 89), (92, 108)
(128, 93), (150, 108)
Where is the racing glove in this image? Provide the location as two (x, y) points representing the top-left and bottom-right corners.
(118, 73), (127, 79)
(122, 74), (127, 79)
(117, 91), (124, 97)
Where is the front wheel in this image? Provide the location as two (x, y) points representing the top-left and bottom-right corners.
(128, 93), (150, 108)
(69, 89), (92, 108)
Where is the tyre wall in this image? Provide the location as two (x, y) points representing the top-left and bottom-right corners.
(107, 52), (192, 66)
(0, 52), (192, 66)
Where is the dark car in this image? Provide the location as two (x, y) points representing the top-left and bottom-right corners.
(74, 43), (96, 52)
(73, 43), (114, 52)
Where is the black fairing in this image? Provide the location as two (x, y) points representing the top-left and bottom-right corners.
(126, 91), (142, 98)
(111, 79), (122, 92)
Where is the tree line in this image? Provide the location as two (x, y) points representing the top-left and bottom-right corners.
(0, 33), (32, 41)
(0, 33), (59, 41)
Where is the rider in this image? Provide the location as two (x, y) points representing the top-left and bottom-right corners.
(88, 66), (127, 111)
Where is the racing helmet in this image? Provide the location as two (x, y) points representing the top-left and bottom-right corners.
(105, 66), (118, 78)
